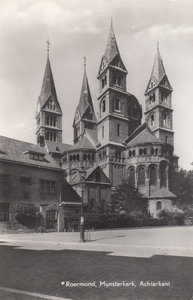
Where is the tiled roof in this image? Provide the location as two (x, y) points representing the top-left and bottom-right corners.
(69, 135), (96, 151)
(149, 188), (176, 199)
(127, 124), (163, 147)
(45, 141), (72, 154)
(0, 135), (61, 170)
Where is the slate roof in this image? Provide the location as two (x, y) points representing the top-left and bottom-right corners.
(37, 57), (62, 113)
(62, 181), (81, 203)
(75, 70), (97, 123)
(45, 141), (72, 154)
(0, 135), (61, 170)
(85, 129), (99, 147)
(145, 47), (173, 94)
(151, 48), (166, 83)
(149, 188), (176, 199)
(127, 123), (163, 147)
(70, 166), (111, 185)
(69, 135), (96, 151)
(70, 166), (98, 185)
(104, 22), (120, 64)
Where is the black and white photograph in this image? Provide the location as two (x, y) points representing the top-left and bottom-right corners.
(0, 0), (193, 299)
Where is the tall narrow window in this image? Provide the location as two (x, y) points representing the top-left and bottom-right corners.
(160, 163), (167, 187)
(151, 148), (154, 155)
(102, 99), (106, 112)
(163, 114), (167, 125)
(115, 99), (120, 111)
(138, 167), (145, 186)
(102, 75), (107, 89)
(102, 126), (104, 138)
(128, 168), (135, 186)
(165, 136), (168, 144)
(117, 124), (120, 136)
(150, 114), (154, 126)
(150, 166), (157, 186)
(156, 201), (162, 210)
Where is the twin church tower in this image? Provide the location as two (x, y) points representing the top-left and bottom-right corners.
(35, 22), (178, 217)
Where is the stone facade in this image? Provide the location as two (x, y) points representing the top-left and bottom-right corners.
(0, 136), (81, 231)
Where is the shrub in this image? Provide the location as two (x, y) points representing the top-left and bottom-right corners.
(12, 204), (44, 230)
(158, 206), (185, 225)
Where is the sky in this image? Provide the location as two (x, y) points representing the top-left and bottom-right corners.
(0, 0), (193, 170)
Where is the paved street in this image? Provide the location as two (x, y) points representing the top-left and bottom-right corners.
(0, 226), (193, 299)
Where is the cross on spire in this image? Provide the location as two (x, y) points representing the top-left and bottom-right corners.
(111, 17), (113, 28)
(157, 41), (159, 51)
(84, 55), (86, 72)
(46, 38), (50, 56)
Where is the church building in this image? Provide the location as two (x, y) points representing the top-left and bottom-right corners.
(36, 22), (178, 218)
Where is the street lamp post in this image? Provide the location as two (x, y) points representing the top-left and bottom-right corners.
(79, 167), (86, 242)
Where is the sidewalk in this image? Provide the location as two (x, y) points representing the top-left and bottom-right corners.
(0, 226), (193, 258)
(0, 227), (193, 300)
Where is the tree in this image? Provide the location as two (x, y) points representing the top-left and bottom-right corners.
(111, 179), (147, 215)
(170, 168), (193, 206)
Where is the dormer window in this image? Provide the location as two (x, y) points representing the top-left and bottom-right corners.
(24, 151), (46, 161)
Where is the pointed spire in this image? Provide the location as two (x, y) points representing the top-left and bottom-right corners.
(40, 56), (57, 98)
(104, 19), (119, 63)
(40, 39), (57, 99)
(78, 64), (94, 118)
(38, 43), (62, 112)
(151, 43), (166, 83)
(145, 44), (172, 94)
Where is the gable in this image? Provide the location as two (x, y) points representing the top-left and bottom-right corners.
(145, 77), (158, 94)
(82, 105), (97, 122)
(159, 75), (173, 91)
(98, 56), (108, 76)
(42, 96), (62, 113)
(73, 108), (81, 125)
(86, 167), (111, 184)
(110, 55), (127, 72)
